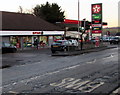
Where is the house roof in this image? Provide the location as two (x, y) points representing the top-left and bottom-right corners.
(1, 11), (63, 31)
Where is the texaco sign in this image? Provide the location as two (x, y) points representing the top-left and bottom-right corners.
(92, 3), (102, 34)
(92, 4), (101, 14)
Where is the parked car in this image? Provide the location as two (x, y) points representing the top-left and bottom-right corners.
(102, 37), (110, 42)
(51, 40), (76, 53)
(109, 37), (120, 44)
(68, 39), (78, 46)
(1, 42), (17, 53)
(90, 38), (96, 43)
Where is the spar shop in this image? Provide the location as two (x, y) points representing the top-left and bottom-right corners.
(0, 11), (64, 49)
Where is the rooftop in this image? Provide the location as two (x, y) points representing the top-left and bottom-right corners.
(1, 11), (63, 31)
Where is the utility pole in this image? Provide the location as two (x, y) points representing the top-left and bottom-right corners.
(78, 0), (80, 50)
(78, 0), (80, 33)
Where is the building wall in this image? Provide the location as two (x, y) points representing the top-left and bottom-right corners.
(2, 36), (10, 43)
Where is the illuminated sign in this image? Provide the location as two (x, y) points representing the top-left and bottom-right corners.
(92, 14), (101, 19)
(92, 24), (102, 27)
(92, 27), (102, 30)
(92, 3), (102, 34)
(92, 30), (102, 33)
(92, 4), (101, 14)
(94, 21), (100, 23)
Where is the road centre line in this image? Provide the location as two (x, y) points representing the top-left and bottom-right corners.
(2, 64), (84, 88)
(102, 54), (114, 59)
(9, 91), (18, 94)
(86, 59), (96, 64)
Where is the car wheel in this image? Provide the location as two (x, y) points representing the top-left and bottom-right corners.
(12, 49), (17, 53)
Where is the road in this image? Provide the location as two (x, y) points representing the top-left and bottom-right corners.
(1, 46), (119, 94)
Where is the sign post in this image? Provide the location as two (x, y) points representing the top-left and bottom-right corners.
(91, 3), (102, 37)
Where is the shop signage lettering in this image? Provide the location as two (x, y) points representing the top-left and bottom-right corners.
(92, 14), (101, 19)
(33, 32), (41, 34)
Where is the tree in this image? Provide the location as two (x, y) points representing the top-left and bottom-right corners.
(18, 6), (23, 13)
(33, 2), (65, 23)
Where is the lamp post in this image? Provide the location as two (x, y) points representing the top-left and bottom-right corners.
(78, 0), (80, 50)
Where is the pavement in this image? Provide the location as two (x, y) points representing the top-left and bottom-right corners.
(1, 44), (117, 69)
(51, 46), (117, 56)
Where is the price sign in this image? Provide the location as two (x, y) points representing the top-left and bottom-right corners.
(92, 3), (102, 34)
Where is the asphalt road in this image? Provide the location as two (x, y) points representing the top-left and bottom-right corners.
(1, 46), (119, 94)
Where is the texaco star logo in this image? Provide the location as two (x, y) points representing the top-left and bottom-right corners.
(92, 5), (101, 13)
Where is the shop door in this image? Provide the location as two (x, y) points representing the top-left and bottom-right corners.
(32, 36), (38, 46)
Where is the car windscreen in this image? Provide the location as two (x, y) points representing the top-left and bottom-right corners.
(2, 42), (11, 47)
(53, 41), (63, 45)
(53, 41), (68, 45)
(113, 37), (119, 39)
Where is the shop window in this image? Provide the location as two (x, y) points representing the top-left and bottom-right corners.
(54, 36), (61, 41)
(39, 36), (48, 45)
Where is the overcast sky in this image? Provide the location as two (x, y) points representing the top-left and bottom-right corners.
(0, 0), (119, 27)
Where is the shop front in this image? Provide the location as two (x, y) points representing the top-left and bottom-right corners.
(1, 31), (64, 49)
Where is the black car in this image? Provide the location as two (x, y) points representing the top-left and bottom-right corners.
(1, 42), (17, 53)
(109, 37), (120, 44)
(51, 40), (77, 53)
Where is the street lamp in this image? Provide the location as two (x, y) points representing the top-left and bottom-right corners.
(78, 0), (81, 50)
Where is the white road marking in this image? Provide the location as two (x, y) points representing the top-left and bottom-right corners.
(103, 54), (114, 59)
(50, 78), (90, 89)
(112, 87), (120, 94)
(73, 81), (90, 89)
(50, 77), (104, 92)
(9, 91), (18, 94)
(86, 59), (96, 64)
(79, 82), (104, 92)
(50, 78), (75, 87)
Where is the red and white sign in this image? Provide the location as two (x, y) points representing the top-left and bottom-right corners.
(92, 24), (102, 27)
(92, 5), (101, 13)
(92, 30), (102, 33)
